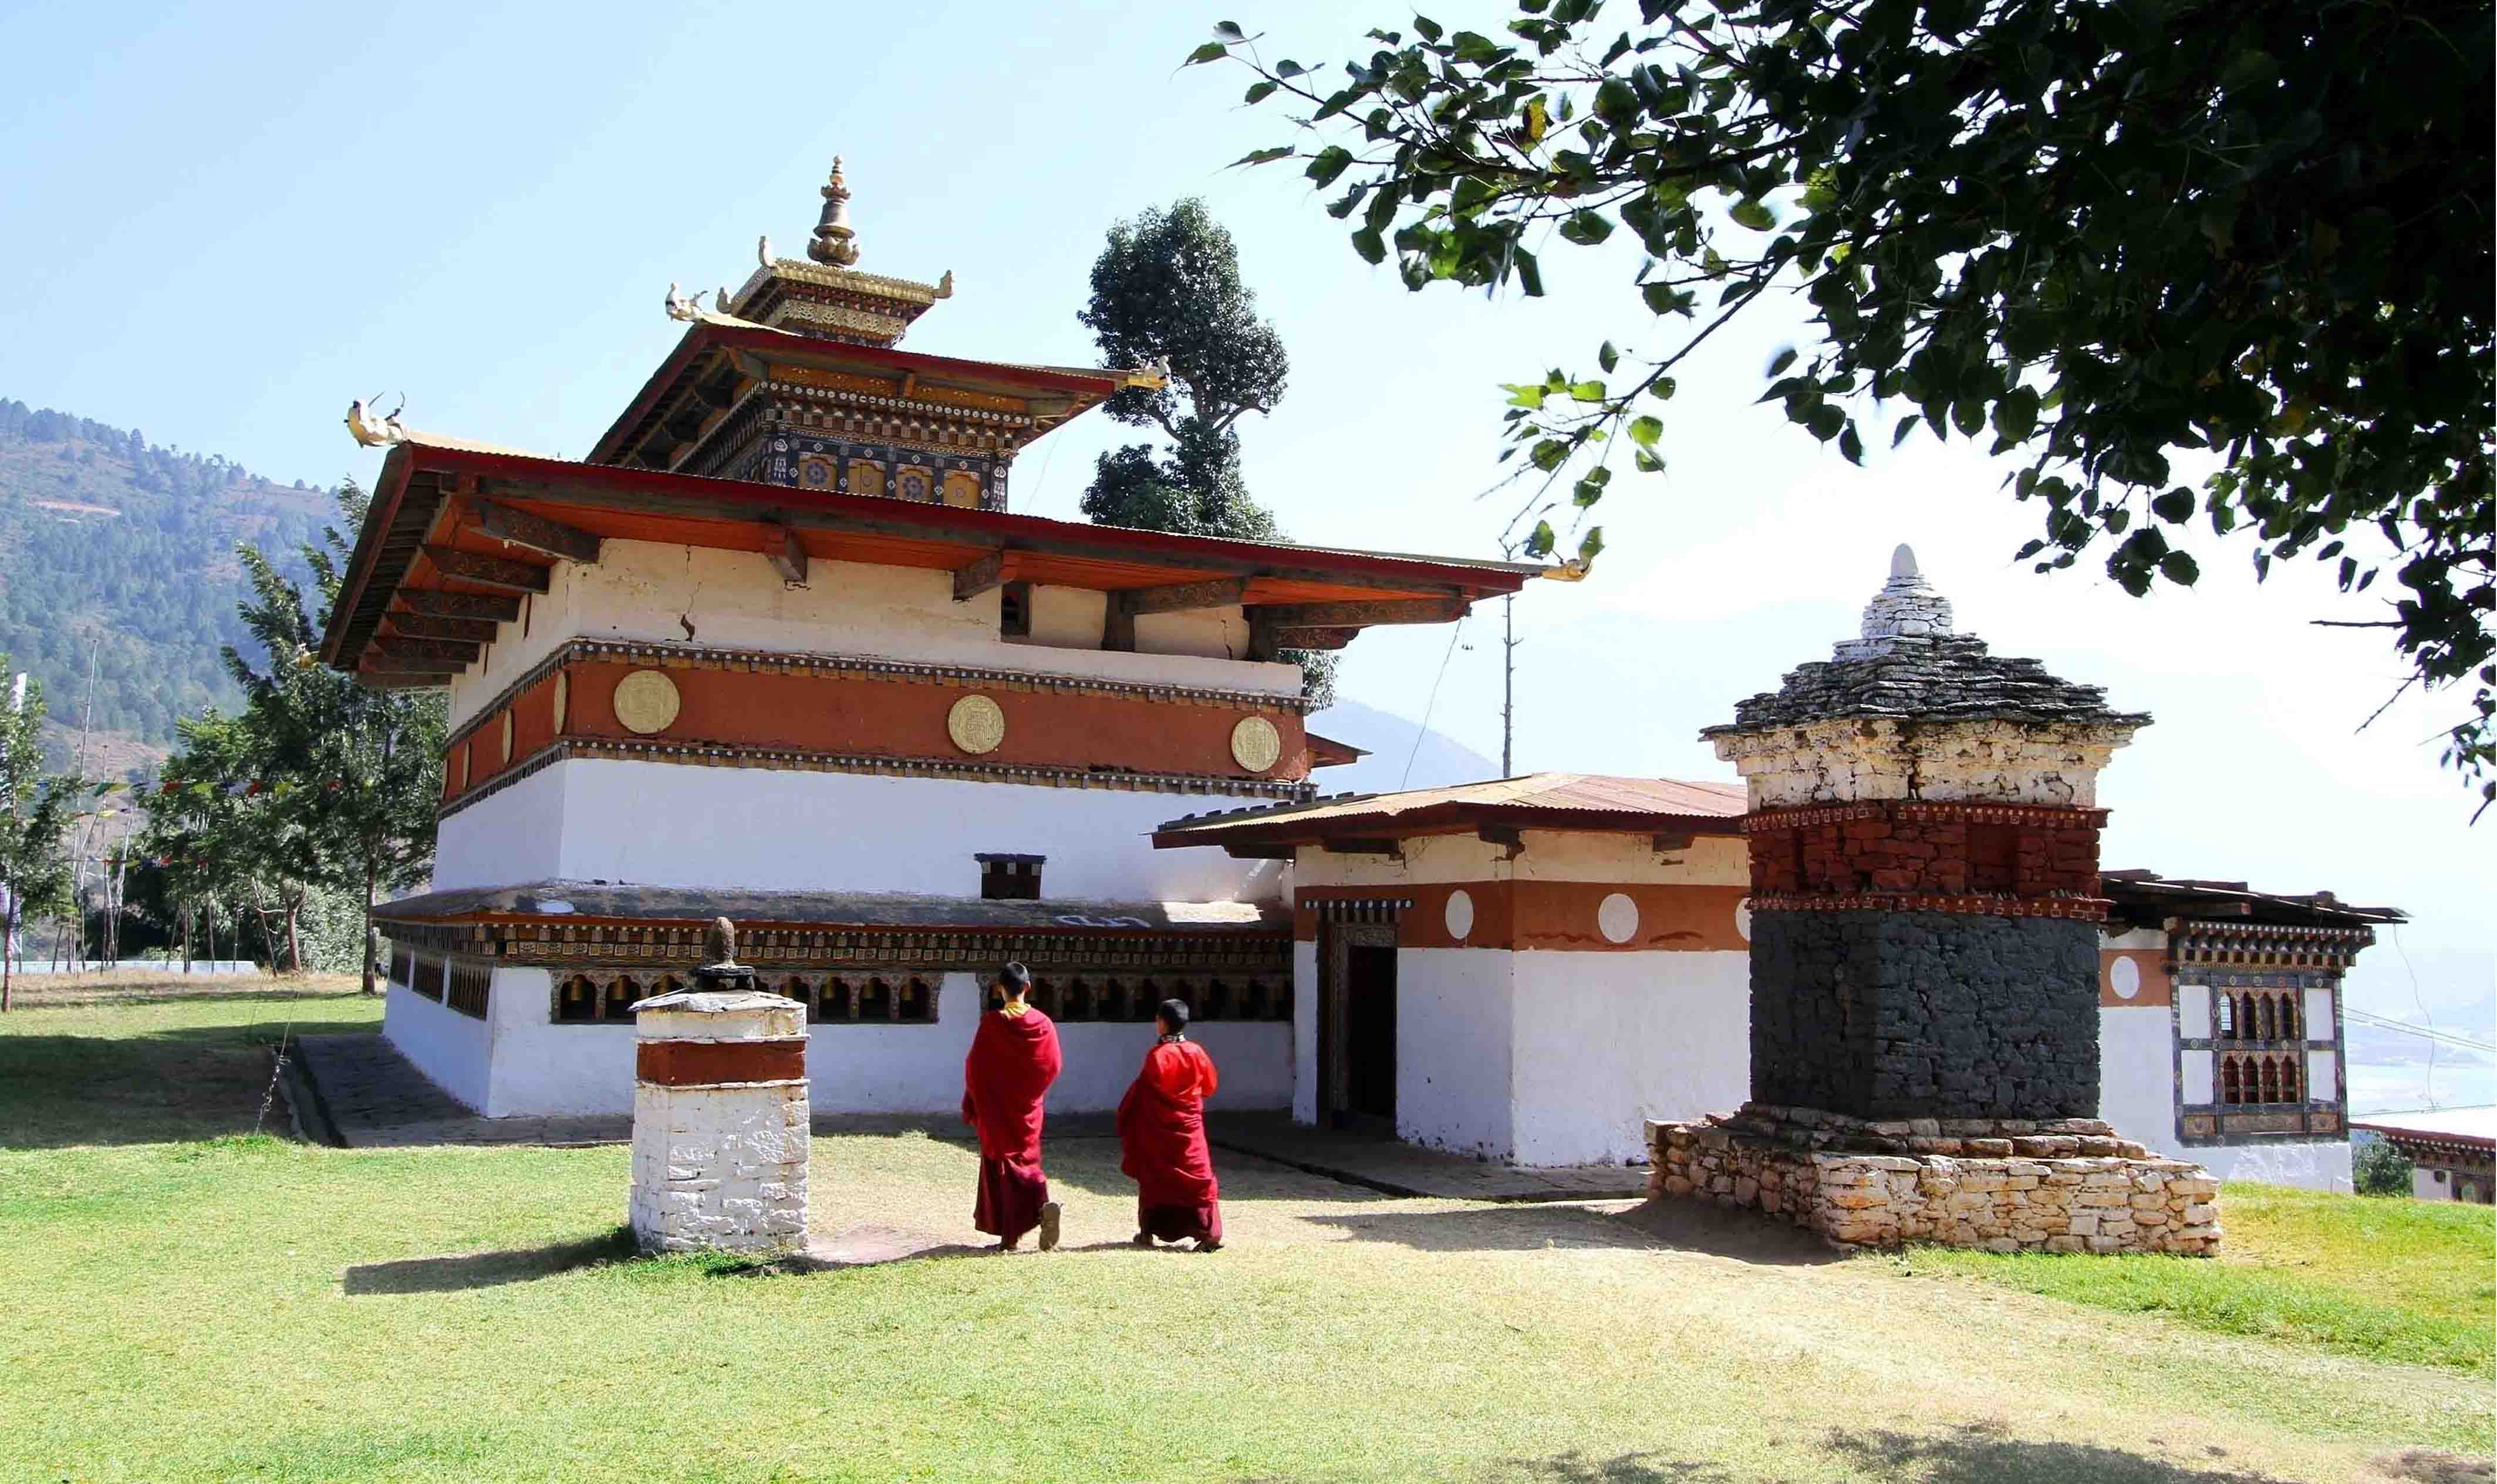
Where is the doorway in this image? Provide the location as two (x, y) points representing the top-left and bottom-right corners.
(1320, 921), (1398, 1132)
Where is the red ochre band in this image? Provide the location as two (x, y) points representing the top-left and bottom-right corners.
(636, 1038), (809, 1087)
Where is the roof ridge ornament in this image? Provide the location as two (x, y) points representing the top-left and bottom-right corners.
(1834, 542), (1956, 661)
(808, 156), (861, 267)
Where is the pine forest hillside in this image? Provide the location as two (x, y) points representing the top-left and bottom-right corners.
(0, 399), (330, 774)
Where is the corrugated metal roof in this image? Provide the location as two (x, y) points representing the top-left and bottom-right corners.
(2101, 870), (2405, 925)
(2351, 1106), (2497, 1146)
(1155, 772), (1746, 847)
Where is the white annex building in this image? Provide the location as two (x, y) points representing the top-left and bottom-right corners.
(332, 165), (2401, 1192)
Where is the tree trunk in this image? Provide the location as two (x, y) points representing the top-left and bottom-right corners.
(361, 858), (378, 995)
(284, 895), (302, 978)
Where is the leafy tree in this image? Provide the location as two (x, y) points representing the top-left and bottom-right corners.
(153, 483), (446, 988)
(1196, 2), (2493, 807)
(0, 665), (77, 1010)
(2352, 1137), (2415, 1198)
(1079, 200), (1339, 706)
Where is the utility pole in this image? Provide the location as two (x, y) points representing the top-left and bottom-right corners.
(1500, 591), (1520, 778)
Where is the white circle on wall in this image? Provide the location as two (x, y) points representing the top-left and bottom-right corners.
(1230, 715), (1283, 773)
(1597, 892), (1640, 945)
(2110, 955), (2142, 1000)
(553, 671), (570, 732)
(1733, 896), (1753, 944)
(1444, 889), (1474, 942)
(500, 710), (514, 764)
(612, 669), (681, 735)
(947, 694), (1007, 755)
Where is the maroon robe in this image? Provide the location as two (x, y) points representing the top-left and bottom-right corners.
(1117, 1036), (1222, 1245)
(961, 1006), (1062, 1242)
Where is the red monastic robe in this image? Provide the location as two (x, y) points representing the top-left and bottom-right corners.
(961, 1006), (1062, 1241)
(1117, 1036), (1223, 1246)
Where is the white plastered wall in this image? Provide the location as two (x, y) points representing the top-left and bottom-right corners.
(1290, 939), (1320, 1126)
(444, 541), (1295, 734)
(1509, 949), (1751, 1165)
(453, 968), (1291, 1118)
(2097, 1005), (2178, 1150)
(1291, 828), (1752, 1164)
(436, 759), (1289, 900)
(381, 982), (493, 1111)
(1394, 947), (1517, 1160)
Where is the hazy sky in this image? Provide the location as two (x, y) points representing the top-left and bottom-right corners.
(1, 0), (2485, 1027)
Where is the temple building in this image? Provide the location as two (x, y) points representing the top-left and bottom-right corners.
(329, 161), (1552, 1117)
(328, 163), (2405, 1196)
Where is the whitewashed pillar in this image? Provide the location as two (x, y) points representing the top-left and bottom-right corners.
(627, 988), (811, 1255)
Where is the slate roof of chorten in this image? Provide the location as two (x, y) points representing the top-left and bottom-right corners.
(1702, 545), (2151, 735)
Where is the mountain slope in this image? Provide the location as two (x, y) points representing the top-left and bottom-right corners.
(0, 400), (330, 769)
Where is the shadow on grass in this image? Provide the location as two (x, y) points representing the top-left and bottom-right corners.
(1303, 1195), (1841, 1265)
(342, 1227), (637, 1294)
(1824, 1422), (2320, 1482)
(0, 1020), (380, 1149)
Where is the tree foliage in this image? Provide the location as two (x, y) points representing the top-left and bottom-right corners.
(0, 664), (77, 1008)
(2352, 1137), (2416, 1198)
(1079, 199), (1338, 705)
(1196, 1), (2493, 807)
(147, 483), (445, 987)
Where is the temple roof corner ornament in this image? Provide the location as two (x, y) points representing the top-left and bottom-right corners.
(807, 156), (861, 267)
(1833, 540), (1956, 662)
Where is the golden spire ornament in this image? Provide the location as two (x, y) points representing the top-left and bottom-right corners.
(807, 156), (860, 267)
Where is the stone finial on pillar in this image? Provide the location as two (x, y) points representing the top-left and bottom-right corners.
(629, 989), (810, 1255)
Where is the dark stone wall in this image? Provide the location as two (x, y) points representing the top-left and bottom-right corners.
(1749, 910), (2101, 1120)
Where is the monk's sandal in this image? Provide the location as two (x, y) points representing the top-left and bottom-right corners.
(1038, 1201), (1062, 1252)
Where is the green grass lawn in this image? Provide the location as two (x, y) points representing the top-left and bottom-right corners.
(1, 978), (2491, 1483)
(1889, 1175), (2495, 1375)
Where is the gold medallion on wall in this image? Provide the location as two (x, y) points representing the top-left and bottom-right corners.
(947, 694), (1006, 755)
(613, 669), (682, 736)
(1230, 715), (1282, 773)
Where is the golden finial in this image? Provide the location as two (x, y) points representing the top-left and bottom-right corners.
(808, 156), (860, 267)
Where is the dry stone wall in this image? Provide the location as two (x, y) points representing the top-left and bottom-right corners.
(1648, 1104), (2220, 1254)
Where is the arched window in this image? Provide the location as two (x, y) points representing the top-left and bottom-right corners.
(2256, 996), (2275, 1040)
(818, 979), (851, 1022)
(2221, 1057), (2241, 1104)
(603, 976), (641, 1022)
(777, 976), (812, 1016)
(858, 978), (892, 1020)
(2239, 994), (2259, 1040)
(1096, 980), (1127, 1023)
(1059, 979), (1092, 1023)
(2281, 1056), (2301, 1103)
(2259, 1058), (2280, 1104)
(1202, 979), (1231, 1020)
(1025, 979), (1058, 1017)
(2280, 995), (2299, 1040)
(897, 978), (933, 1022)
(2215, 993), (2234, 1037)
(556, 974), (598, 1023)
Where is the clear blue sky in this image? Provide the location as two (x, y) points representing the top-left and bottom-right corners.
(1, 0), (2486, 1032)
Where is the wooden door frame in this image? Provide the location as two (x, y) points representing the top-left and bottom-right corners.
(1318, 920), (1398, 1130)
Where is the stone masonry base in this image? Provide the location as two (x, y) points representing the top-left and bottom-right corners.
(629, 1081), (812, 1255)
(1646, 1103), (2221, 1255)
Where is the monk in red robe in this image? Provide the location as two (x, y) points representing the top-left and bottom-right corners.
(1118, 998), (1223, 1252)
(961, 963), (1063, 1252)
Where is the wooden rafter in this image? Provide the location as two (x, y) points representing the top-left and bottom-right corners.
(1115, 577), (1247, 616)
(373, 635), (481, 666)
(472, 499), (602, 564)
(951, 549), (1007, 603)
(386, 613), (498, 644)
(400, 589), (522, 623)
(1250, 597), (1469, 627)
(763, 519), (808, 587)
(424, 546), (552, 594)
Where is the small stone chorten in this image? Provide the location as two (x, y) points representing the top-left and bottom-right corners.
(1646, 546), (2222, 1253)
(627, 918), (812, 1255)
